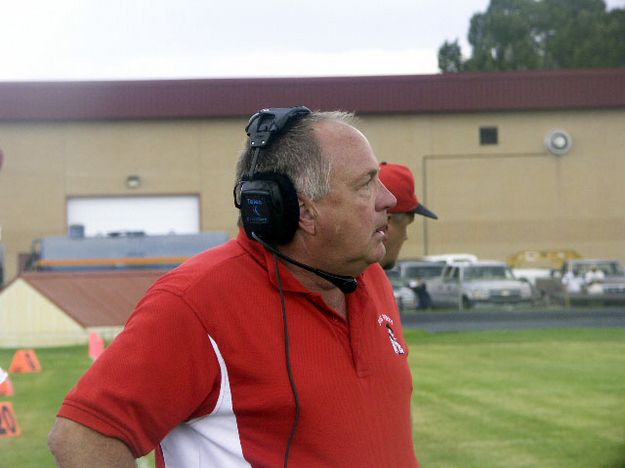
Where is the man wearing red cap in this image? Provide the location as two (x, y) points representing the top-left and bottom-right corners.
(378, 162), (438, 270)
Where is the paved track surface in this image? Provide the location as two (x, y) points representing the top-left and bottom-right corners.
(401, 307), (625, 332)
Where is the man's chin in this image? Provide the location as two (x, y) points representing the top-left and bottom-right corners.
(373, 245), (392, 269)
(379, 248), (398, 269)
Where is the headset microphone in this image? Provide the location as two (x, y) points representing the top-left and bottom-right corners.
(251, 233), (358, 294)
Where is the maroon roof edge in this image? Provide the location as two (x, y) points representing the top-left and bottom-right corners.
(1, 68), (624, 121)
(18, 270), (166, 327)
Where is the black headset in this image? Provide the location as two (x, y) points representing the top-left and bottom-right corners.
(234, 106), (311, 245)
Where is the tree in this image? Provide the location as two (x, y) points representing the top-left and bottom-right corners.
(466, 0), (543, 71)
(438, 40), (465, 72)
(438, 0), (625, 72)
(540, 0), (612, 68)
(600, 9), (625, 67)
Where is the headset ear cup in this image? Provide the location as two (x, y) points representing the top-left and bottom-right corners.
(239, 172), (299, 245)
(274, 174), (300, 243)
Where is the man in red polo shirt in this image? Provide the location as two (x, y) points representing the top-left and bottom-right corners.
(49, 109), (420, 467)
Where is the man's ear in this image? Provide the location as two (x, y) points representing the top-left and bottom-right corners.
(298, 197), (318, 235)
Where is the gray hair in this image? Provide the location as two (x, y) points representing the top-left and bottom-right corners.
(235, 111), (355, 200)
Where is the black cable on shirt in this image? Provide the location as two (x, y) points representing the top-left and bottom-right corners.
(274, 253), (301, 468)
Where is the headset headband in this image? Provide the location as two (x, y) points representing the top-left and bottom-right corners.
(245, 106), (311, 179)
(246, 106), (312, 148)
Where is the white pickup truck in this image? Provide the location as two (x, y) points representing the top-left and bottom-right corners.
(427, 260), (535, 309)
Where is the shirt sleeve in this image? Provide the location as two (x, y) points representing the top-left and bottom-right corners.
(57, 288), (221, 457)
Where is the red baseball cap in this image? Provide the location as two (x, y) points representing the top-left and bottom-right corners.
(379, 162), (438, 219)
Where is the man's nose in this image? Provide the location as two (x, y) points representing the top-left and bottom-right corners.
(377, 179), (396, 211)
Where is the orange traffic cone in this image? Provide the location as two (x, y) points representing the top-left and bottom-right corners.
(8, 349), (42, 373)
(88, 332), (105, 360)
(0, 376), (14, 396)
(0, 402), (21, 438)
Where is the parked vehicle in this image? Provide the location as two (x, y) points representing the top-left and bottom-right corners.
(508, 249), (581, 286)
(510, 267), (552, 287)
(535, 259), (625, 306)
(385, 268), (417, 311)
(394, 260), (446, 288)
(426, 261), (534, 309)
(392, 260), (446, 310)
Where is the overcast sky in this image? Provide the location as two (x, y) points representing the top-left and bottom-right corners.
(1, 0), (624, 82)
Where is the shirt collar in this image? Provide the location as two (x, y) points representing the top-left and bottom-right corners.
(234, 229), (376, 302)
(235, 229), (311, 294)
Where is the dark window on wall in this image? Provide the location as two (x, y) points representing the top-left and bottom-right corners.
(480, 127), (498, 145)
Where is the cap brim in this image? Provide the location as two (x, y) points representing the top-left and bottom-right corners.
(414, 204), (438, 220)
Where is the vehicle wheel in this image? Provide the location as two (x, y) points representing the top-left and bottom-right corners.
(461, 296), (473, 309)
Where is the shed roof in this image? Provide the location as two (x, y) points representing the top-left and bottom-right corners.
(18, 270), (164, 327)
(1, 68), (624, 121)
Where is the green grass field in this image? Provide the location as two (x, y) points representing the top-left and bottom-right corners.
(408, 328), (625, 468)
(1, 327), (624, 467)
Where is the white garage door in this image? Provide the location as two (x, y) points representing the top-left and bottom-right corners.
(67, 195), (200, 237)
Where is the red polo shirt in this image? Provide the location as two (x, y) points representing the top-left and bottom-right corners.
(58, 231), (418, 467)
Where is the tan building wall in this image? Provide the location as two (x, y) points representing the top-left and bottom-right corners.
(1, 108), (624, 281)
(360, 109), (625, 263)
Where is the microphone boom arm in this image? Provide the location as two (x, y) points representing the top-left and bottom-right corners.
(251, 232), (358, 294)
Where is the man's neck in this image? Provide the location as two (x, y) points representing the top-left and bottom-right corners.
(279, 257), (348, 320)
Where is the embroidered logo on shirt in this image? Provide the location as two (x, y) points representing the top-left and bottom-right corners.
(377, 314), (405, 355)
(385, 324), (405, 355)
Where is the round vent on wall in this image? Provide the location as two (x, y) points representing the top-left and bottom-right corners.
(544, 129), (572, 156)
